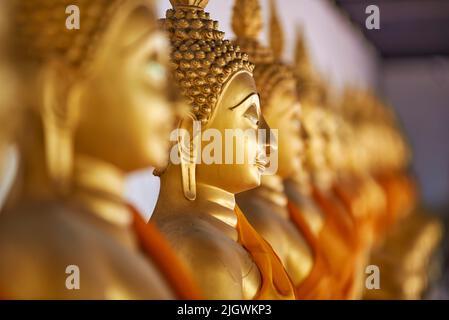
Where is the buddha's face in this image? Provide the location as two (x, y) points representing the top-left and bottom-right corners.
(75, 8), (175, 171)
(322, 112), (344, 172)
(196, 71), (270, 194)
(264, 80), (302, 178)
(302, 105), (326, 174)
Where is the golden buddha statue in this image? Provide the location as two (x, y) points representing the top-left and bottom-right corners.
(282, 28), (365, 300)
(351, 91), (416, 237)
(365, 209), (443, 300)
(0, 0), (200, 299)
(328, 96), (394, 299)
(355, 92), (444, 300)
(319, 104), (374, 300)
(331, 91), (382, 245)
(232, 0), (314, 290)
(152, 0), (295, 300)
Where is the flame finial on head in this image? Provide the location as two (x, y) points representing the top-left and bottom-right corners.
(269, 0), (284, 60)
(231, 0), (272, 65)
(294, 25), (313, 80)
(232, 0), (262, 40)
(231, 0), (296, 113)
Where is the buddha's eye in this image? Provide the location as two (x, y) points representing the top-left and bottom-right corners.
(244, 104), (260, 127)
(145, 60), (167, 86)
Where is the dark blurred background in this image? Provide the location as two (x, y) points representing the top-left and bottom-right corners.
(335, 0), (449, 298)
(334, 0), (449, 216)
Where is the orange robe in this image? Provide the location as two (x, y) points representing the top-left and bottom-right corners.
(311, 188), (361, 299)
(235, 206), (296, 300)
(132, 205), (202, 299)
(287, 201), (334, 299)
(333, 178), (377, 250)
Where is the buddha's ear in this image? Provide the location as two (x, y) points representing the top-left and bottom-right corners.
(177, 112), (200, 201)
(40, 61), (79, 195)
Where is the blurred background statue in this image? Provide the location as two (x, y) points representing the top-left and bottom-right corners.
(233, 0), (314, 293)
(284, 24), (365, 300)
(355, 93), (444, 300)
(0, 0), (199, 299)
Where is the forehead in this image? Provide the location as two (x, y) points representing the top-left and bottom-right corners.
(115, 9), (157, 48)
(219, 71), (257, 109)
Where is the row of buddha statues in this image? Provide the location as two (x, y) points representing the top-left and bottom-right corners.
(0, 0), (443, 300)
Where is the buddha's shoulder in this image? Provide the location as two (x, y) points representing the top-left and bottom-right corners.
(1, 200), (101, 244)
(0, 200), (174, 299)
(157, 214), (236, 251)
(1, 200), (88, 239)
(155, 212), (260, 298)
(156, 213), (252, 268)
(0, 201), (100, 296)
(0, 200), (110, 265)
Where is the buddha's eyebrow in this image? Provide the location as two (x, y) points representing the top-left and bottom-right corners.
(229, 93), (259, 111)
(123, 28), (158, 52)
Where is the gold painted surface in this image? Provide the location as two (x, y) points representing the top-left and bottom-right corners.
(153, 0), (296, 299)
(233, 0), (313, 287)
(0, 0), (179, 299)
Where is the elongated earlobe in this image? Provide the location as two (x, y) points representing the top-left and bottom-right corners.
(178, 113), (199, 201)
(41, 62), (79, 195)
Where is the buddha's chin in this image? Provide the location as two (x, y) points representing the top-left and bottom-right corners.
(142, 145), (169, 170)
(144, 134), (170, 163)
(150, 152), (169, 170)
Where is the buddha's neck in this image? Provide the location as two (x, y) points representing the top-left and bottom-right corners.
(20, 148), (131, 227)
(156, 164), (237, 228)
(195, 183), (237, 228)
(71, 155), (131, 227)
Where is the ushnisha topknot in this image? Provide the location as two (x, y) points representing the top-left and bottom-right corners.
(232, 0), (296, 111)
(12, 0), (157, 68)
(161, 0), (255, 124)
